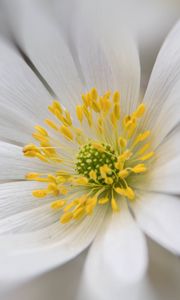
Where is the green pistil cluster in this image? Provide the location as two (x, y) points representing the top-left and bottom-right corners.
(76, 143), (119, 185)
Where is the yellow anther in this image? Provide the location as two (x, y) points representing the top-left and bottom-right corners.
(34, 125), (48, 137)
(140, 131), (151, 141)
(105, 177), (113, 185)
(64, 110), (72, 126)
(23, 151), (36, 157)
(124, 187), (135, 200)
(98, 197), (109, 204)
(110, 112), (117, 127)
(111, 197), (120, 212)
(25, 172), (39, 180)
(59, 125), (73, 140)
(82, 94), (91, 107)
(32, 133), (48, 143)
(118, 169), (129, 178)
(86, 196), (97, 207)
(51, 200), (66, 209)
(113, 91), (120, 104)
(82, 106), (93, 126)
(89, 170), (97, 181)
(92, 143), (105, 152)
(45, 119), (58, 131)
(90, 88), (98, 101)
(118, 137), (127, 149)
(133, 103), (145, 118)
(48, 183), (59, 195)
(48, 175), (57, 182)
(139, 152), (154, 161)
(23, 144), (39, 153)
(60, 212), (73, 223)
(86, 204), (94, 215)
(63, 201), (76, 212)
(100, 164), (112, 178)
(91, 100), (101, 113)
(113, 103), (121, 120)
(74, 177), (89, 185)
(32, 190), (47, 198)
(35, 153), (49, 162)
(115, 187), (126, 196)
(99, 97), (111, 113)
(52, 100), (62, 113)
(55, 175), (66, 184)
(118, 150), (132, 161)
(76, 105), (83, 123)
(133, 131), (150, 148)
(137, 143), (150, 155)
(131, 164), (147, 173)
(59, 186), (68, 195)
(73, 207), (85, 220)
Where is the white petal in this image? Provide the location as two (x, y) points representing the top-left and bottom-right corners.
(74, 12), (140, 114)
(143, 21), (180, 147)
(0, 207), (106, 280)
(0, 141), (55, 181)
(0, 181), (53, 220)
(132, 128), (180, 194)
(7, 0), (83, 111)
(0, 37), (52, 145)
(82, 202), (147, 299)
(132, 192), (180, 254)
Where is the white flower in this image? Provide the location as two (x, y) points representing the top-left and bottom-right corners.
(0, 2), (180, 296)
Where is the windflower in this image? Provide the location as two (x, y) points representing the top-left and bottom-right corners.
(0, 3), (180, 291)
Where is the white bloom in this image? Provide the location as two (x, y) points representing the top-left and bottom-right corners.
(0, 2), (180, 296)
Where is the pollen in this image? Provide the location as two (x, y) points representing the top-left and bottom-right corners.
(23, 88), (155, 224)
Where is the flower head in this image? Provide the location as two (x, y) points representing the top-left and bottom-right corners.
(23, 88), (154, 224)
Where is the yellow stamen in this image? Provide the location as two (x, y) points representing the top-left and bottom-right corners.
(60, 212), (73, 223)
(131, 164), (147, 173)
(24, 89), (154, 224)
(51, 200), (66, 209)
(111, 197), (120, 212)
(32, 190), (47, 198)
(76, 105), (83, 123)
(59, 126), (73, 140)
(139, 152), (154, 161)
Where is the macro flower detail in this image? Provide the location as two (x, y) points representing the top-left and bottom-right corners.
(23, 89), (154, 223)
(0, 2), (180, 293)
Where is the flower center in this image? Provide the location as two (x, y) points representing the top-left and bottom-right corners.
(76, 143), (118, 185)
(23, 88), (155, 224)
